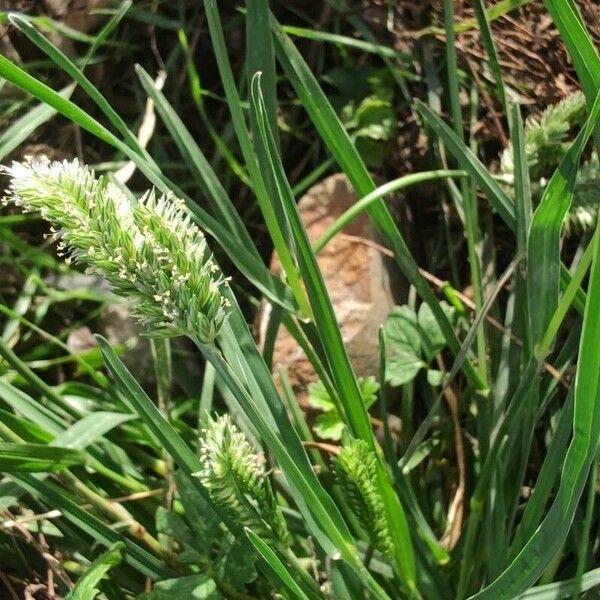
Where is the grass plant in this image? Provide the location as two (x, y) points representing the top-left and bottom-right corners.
(1, 1), (600, 598)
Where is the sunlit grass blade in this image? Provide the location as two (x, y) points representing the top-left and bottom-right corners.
(507, 103), (534, 372)
(270, 15), (484, 392)
(251, 72), (417, 597)
(249, 74), (370, 441)
(203, 0), (310, 317)
(246, 0), (278, 148)
(543, 1), (600, 108)
(529, 90), (600, 351)
(314, 170), (467, 253)
(0, 443), (85, 472)
(135, 64), (259, 252)
(8, 13), (154, 164)
(245, 529), (314, 600)
(281, 25), (401, 59)
(0, 85), (74, 161)
(538, 230), (596, 356)
(572, 450), (598, 598)
(520, 567), (600, 599)
(509, 391), (573, 559)
(471, 0), (508, 114)
(82, 0), (132, 68)
(94, 336), (206, 489)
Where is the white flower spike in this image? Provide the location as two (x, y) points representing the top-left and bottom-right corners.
(2, 157), (229, 343)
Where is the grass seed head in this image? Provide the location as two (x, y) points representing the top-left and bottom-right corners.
(196, 414), (289, 545)
(333, 438), (393, 557)
(2, 157), (229, 343)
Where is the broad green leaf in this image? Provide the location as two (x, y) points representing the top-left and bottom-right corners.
(0, 443), (84, 472)
(385, 306), (421, 356)
(383, 305), (445, 386)
(418, 302), (455, 361)
(386, 350), (425, 388)
(65, 542), (124, 600)
(310, 377), (379, 441)
(307, 380), (336, 412)
(313, 411), (345, 441)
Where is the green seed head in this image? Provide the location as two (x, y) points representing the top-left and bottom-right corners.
(2, 157), (229, 343)
(333, 438), (393, 557)
(196, 414), (289, 545)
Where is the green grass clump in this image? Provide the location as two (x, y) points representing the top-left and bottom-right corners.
(1, 1), (600, 599)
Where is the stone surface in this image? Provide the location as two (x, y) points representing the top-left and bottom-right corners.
(257, 173), (396, 403)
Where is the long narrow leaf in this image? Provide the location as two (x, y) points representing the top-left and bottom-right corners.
(245, 529), (312, 600)
(10, 473), (171, 578)
(8, 14), (154, 164)
(0, 443), (85, 472)
(471, 206), (600, 600)
(65, 542), (125, 600)
(203, 0), (309, 315)
(0, 85), (75, 161)
(251, 73), (416, 595)
(529, 90), (600, 348)
(271, 16), (485, 391)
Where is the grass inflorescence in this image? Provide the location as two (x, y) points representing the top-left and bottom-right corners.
(0, 1), (600, 599)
